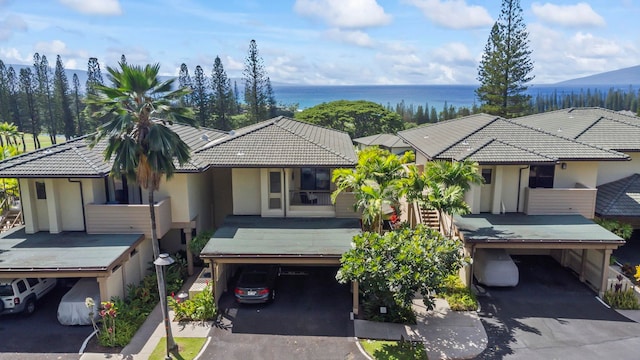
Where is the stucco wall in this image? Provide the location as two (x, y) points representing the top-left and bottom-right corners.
(187, 170), (212, 232)
(232, 168), (261, 215)
(597, 152), (639, 186)
(144, 174), (189, 223)
(555, 161), (598, 188)
(56, 179), (84, 231)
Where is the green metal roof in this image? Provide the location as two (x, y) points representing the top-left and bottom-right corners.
(0, 228), (143, 272)
(454, 214), (624, 245)
(200, 216), (361, 257)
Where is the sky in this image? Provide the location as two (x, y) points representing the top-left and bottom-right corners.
(0, 0), (638, 85)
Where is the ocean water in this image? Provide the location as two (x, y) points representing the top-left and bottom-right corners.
(273, 84), (638, 111)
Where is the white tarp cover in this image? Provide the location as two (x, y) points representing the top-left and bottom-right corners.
(57, 278), (100, 326)
(473, 249), (520, 287)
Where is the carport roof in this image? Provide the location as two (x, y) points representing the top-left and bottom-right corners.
(200, 216), (361, 258)
(0, 228), (144, 272)
(454, 214), (624, 246)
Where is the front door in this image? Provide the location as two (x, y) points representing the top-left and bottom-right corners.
(480, 168), (494, 213)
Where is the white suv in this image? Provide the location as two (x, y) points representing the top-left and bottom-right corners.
(0, 278), (57, 315)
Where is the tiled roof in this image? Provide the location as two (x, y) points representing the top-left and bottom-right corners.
(0, 122), (228, 177)
(196, 116), (357, 167)
(596, 174), (640, 216)
(398, 113), (628, 164)
(512, 107), (640, 151)
(353, 134), (410, 149)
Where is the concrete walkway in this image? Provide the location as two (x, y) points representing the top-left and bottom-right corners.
(354, 297), (487, 360)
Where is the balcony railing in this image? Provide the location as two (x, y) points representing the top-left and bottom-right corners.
(524, 184), (597, 218)
(289, 190), (332, 206)
(85, 198), (172, 238)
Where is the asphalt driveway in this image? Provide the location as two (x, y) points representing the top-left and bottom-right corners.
(476, 255), (640, 360)
(204, 266), (366, 359)
(0, 282), (94, 359)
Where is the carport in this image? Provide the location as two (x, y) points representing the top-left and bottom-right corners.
(455, 214), (625, 297)
(200, 216), (361, 313)
(0, 227), (149, 302)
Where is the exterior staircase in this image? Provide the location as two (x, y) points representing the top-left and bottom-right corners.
(1, 208), (22, 231)
(419, 206), (440, 231)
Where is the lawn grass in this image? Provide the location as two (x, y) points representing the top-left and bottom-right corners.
(148, 337), (207, 360)
(21, 134), (66, 152)
(359, 339), (428, 360)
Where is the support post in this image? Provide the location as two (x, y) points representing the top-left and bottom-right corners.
(352, 280), (359, 317)
(579, 249), (588, 282)
(184, 228), (194, 276)
(599, 249), (612, 298)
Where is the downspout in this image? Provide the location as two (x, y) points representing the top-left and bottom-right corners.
(68, 179), (86, 231)
(282, 168), (287, 217)
(516, 166), (529, 213)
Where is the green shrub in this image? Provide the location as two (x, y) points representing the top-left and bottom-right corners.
(189, 230), (215, 255)
(93, 252), (187, 348)
(595, 217), (633, 240)
(440, 274), (478, 311)
(169, 282), (217, 322)
(362, 295), (417, 324)
(603, 289), (640, 310)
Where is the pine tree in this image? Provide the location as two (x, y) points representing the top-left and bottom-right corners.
(19, 68), (40, 149)
(243, 39), (269, 123)
(85, 57), (104, 129)
(265, 77), (277, 118)
(211, 56), (233, 130)
(72, 73), (85, 135)
(178, 63), (193, 107)
(120, 54), (127, 66)
(476, 0), (534, 118)
(0, 61), (10, 123)
(33, 54), (57, 144)
(192, 65), (210, 127)
(54, 55), (75, 140)
(6, 66), (23, 144)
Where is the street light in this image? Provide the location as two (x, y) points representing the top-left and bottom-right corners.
(154, 253), (177, 360)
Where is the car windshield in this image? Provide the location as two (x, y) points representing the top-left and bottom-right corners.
(0, 284), (14, 296)
(238, 272), (268, 287)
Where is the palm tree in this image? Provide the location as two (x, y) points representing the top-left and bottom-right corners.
(424, 159), (484, 191)
(87, 62), (194, 356)
(424, 182), (470, 238)
(0, 122), (19, 147)
(332, 147), (413, 233)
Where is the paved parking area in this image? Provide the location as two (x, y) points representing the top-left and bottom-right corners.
(476, 255), (640, 360)
(204, 266), (366, 359)
(0, 282), (94, 359)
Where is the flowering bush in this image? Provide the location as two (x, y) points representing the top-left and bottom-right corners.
(98, 301), (118, 347)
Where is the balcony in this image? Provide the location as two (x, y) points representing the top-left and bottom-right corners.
(85, 198), (172, 238)
(524, 184), (597, 219)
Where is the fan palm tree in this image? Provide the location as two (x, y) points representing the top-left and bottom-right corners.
(87, 62), (194, 356)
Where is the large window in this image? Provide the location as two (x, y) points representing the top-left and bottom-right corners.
(529, 165), (555, 188)
(300, 168), (330, 191)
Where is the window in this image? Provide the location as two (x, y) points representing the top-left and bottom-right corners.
(269, 171), (281, 193)
(529, 165), (555, 188)
(16, 280), (26, 293)
(35, 182), (46, 199)
(26, 278), (39, 287)
(300, 168), (331, 190)
(481, 169), (492, 184)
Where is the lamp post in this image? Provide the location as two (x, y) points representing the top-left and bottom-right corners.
(154, 253), (177, 360)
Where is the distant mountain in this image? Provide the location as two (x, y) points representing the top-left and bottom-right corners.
(555, 65), (640, 86)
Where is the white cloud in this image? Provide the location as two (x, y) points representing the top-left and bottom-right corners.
(294, 0), (391, 28)
(0, 47), (31, 64)
(432, 42), (474, 65)
(404, 0), (493, 29)
(0, 15), (27, 40)
(326, 28), (374, 47)
(531, 2), (605, 28)
(58, 0), (122, 16)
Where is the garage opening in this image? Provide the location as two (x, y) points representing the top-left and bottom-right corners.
(216, 265), (352, 337)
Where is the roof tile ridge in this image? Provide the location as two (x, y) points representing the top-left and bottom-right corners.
(493, 138), (558, 161)
(70, 144), (106, 174)
(282, 116), (351, 136)
(432, 115), (502, 158)
(275, 118), (355, 162)
(501, 117), (628, 159)
(196, 119), (277, 153)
